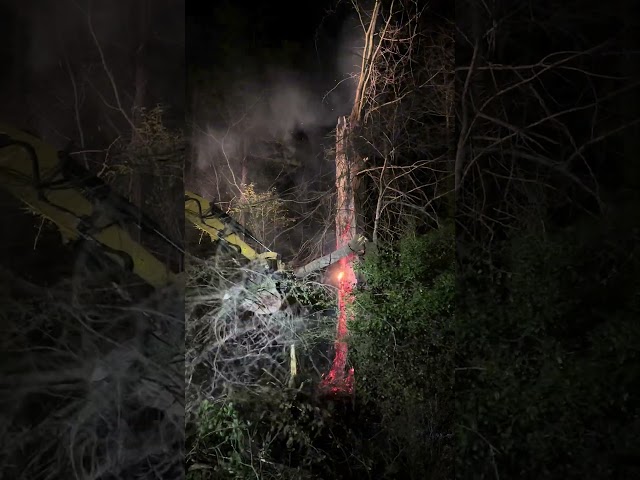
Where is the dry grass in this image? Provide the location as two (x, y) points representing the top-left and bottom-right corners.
(185, 255), (314, 417)
(0, 264), (184, 480)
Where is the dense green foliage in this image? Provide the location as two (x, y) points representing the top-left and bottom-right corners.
(186, 388), (357, 480)
(346, 225), (456, 478)
(456, 204), (640, 479)
(453, 0), (640, 476)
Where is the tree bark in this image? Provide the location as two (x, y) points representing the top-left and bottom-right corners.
(320, 116), (358, 394)
(335, 116), (356, 247)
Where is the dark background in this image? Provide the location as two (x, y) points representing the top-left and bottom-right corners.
(2, 1), (639, 479)
(0, 0), (185, 280)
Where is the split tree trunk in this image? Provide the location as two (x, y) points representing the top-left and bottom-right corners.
(321, 1), (383, 395)
(335, 116), (357, 248)
(320, 116), (358, 394)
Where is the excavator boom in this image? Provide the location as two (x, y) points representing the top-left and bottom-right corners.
(0, 124), (362, 292)
(0, 124), (178, 288)
(185, 190), (281, 270)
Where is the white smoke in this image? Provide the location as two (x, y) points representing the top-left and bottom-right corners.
(193, 71), (337, 174)
(263, 72), (323, 136)
(330, 13), (365, 112)
(190, 12), (366, 209)
(194, 127), (243, 171)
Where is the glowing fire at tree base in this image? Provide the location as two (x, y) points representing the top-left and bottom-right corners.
(319, 255), (356, 396)
(320, 114), (359, 397)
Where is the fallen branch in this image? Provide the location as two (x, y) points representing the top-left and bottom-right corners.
(294, 235), (366, 278)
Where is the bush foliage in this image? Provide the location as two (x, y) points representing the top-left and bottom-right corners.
(456, 207), (640, 479)
(348, 225), (455, 479)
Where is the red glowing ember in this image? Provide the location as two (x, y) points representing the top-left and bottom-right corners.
(320, 229), (357, 396)
(321, 116), (358, 397)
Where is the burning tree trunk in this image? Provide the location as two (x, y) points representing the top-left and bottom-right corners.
(320, 0), (383, 396)
(320, 116), (358, 395)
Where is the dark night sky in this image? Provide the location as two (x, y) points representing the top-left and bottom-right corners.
(187, 0), (341, 70)
(0, 0), (184, 146)
(186, 0), (356, 116)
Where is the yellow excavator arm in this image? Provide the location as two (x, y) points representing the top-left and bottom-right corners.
(185, 190), (282, 271)
(0, 124), (178, 289)
(0, 124), (363, 291)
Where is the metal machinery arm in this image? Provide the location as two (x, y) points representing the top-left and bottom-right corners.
(185, 190), (282, 271)
(0, 124), (179, 289)
(185, 190), (366, 277)
(0, 124), (363, 291)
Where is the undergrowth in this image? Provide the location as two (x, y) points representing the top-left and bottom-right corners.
(0, 262), (184, 480)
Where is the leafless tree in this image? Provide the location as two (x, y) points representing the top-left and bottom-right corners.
(454, 1), (640, 478)
(455, 0), (640, 252)
(341, 0), (454, 242)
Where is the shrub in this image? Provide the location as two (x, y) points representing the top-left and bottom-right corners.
(347, 224), (455, 479)
(456, 211), (640, 479)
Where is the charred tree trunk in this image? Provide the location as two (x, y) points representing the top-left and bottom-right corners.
(320, 116), (358, 395)
(335, 116), (357, 248)
(321, 2), (383, 394)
